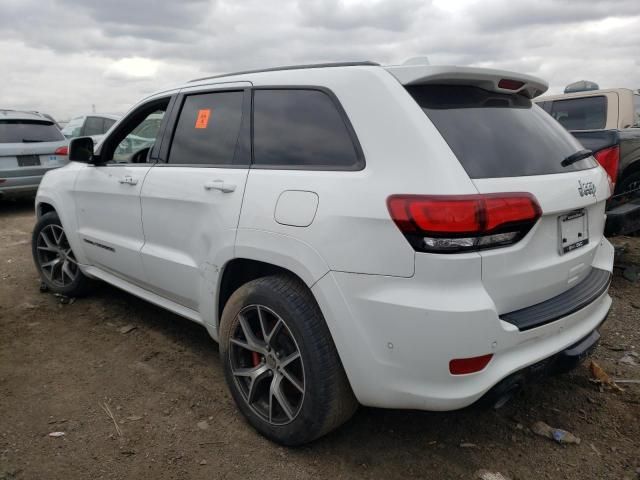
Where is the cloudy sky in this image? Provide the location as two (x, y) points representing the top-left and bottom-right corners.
(2, 0), (639, 121)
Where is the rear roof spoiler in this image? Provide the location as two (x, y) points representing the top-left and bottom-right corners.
(384, 65), (548, 99)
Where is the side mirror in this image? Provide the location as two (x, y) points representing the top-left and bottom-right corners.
(68, 136), (95, 163)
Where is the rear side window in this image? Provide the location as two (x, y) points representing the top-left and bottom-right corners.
(0, 120), (64, 143)
(104, 118), (116, 131)
(61, 117), (84, 138)
(634, 94), (640, 128)
(549, 96), (607, 130)
(168, 91), (244, 165)
(408, 85), (597, 179)
(84, 116), (105, 136)
(252, 89), (362, 170)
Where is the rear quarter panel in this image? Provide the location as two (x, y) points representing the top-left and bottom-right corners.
(237, 67), (480, 278)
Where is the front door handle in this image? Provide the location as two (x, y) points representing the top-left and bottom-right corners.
(119, 176), (138, 185)
(204, 179), (236, 193)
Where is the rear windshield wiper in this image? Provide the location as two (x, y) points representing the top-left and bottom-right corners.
(22, 138), (48, 143)
(561, 149), (592, 167)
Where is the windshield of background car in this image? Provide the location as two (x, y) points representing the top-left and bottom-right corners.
(407, 84), (597, 178)
(0, 120), (65, 143)
(61, 117), (84, 138)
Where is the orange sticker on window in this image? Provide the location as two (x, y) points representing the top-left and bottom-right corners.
(195, 109), (211, 129)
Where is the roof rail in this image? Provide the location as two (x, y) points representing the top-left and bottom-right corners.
(188, 60), (380, 83)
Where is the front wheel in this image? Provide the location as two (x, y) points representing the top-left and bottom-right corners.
(32, 212), (90, 296)
(219, 274), (357, 445)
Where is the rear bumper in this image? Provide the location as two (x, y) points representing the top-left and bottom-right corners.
(0, 166), (63, 196)
(0, 174), (44, 196)
(605, 199), (640, 236)
(479, 323), (604, 408)
(500, 267), (611, 331)
(312, 241), (614, 411)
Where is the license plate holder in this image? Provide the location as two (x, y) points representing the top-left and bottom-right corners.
(558, 209), (588, 254)
(17, 155), (41, 167)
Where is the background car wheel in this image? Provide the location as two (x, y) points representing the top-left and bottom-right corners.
(32, 212), (90, 296)
(219, 274), (357, 445)
(617, 171), (640, 201)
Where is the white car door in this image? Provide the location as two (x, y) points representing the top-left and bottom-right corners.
(74, 95), (174, 285)
(139, 83), (251, 314)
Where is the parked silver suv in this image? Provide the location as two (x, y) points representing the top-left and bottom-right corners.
(1, 110), (68, 198)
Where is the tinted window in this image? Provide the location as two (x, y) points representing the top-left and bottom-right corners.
(634, 95), (640, 128)
(549, 96), (607, 130)
(408, 85), (597, 179)
(0, 120), (64, 143)
(252, 89), (361, 169)
(84, 116), (105, 136)
(104, 118), (116, 131)
(168, 91), (244, 165)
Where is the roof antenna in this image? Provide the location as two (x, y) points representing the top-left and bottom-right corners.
(402, 56), (430, 66)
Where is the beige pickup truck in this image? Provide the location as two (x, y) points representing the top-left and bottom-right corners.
(536, 83), (640, 235)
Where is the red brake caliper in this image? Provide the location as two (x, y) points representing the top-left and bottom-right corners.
(251, 351), (261, 367)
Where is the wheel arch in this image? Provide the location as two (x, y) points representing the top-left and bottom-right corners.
(216, 257), (321, 330)
(216, 229), (331, 325)
(619, 158), (640, 187)
(36, 201), (57, 218)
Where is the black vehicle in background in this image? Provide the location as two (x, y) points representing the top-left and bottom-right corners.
(536, 82), (640, 235)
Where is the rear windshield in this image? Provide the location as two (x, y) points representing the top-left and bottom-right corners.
(408, 85), (597, 179)
(549, 96), (607, 130)
(0, 120), (64, 143)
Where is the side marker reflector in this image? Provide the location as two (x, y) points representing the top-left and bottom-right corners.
(449, 354), (494, 375)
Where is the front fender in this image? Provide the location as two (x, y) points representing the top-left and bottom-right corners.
(35, 165), (87, 264)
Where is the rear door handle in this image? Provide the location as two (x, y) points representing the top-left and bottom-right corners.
(119, 176), (138, 185)
(204, 179), (236, 193)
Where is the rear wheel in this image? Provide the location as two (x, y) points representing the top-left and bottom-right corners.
(618, 171), (640, 201)
(219, 274), (357, 445)
(32, 212), (90, 296)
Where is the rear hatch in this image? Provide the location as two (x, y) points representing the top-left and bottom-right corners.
(0, 119), (68, 175)
(405, 82), (609, 314)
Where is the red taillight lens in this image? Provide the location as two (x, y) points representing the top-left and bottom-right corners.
(449, 354), (493, 375)
(387, 193), (541, 253)
(498, 79), (525, 90)
(54, 146), (68, 156)
(406, 198), (481, 233)
(593, 145), (619, 189)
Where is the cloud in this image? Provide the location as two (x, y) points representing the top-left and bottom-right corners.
(1, 0), (638, 120)
(299, 0), (427, 31)
(104, 57), (162, 80)
(470, 0), (640, 31)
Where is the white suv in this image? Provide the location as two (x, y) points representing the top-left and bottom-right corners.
(32, 61), (614, 445)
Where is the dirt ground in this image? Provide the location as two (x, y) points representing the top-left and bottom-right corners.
(1, 197), (639, 480)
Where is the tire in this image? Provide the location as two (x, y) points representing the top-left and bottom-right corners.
(32, 211), (90, 296)
(617, 171), (640, 200)
(219, 274), (357, 445)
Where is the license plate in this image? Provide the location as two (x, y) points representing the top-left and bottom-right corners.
(17, 154), (41, 167)
(558, 209), (588, 254)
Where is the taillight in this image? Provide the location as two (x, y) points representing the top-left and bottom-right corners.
(593, 145), (619, 189)
(387, 193), (541, 253)
(54, 146), (68, 156)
